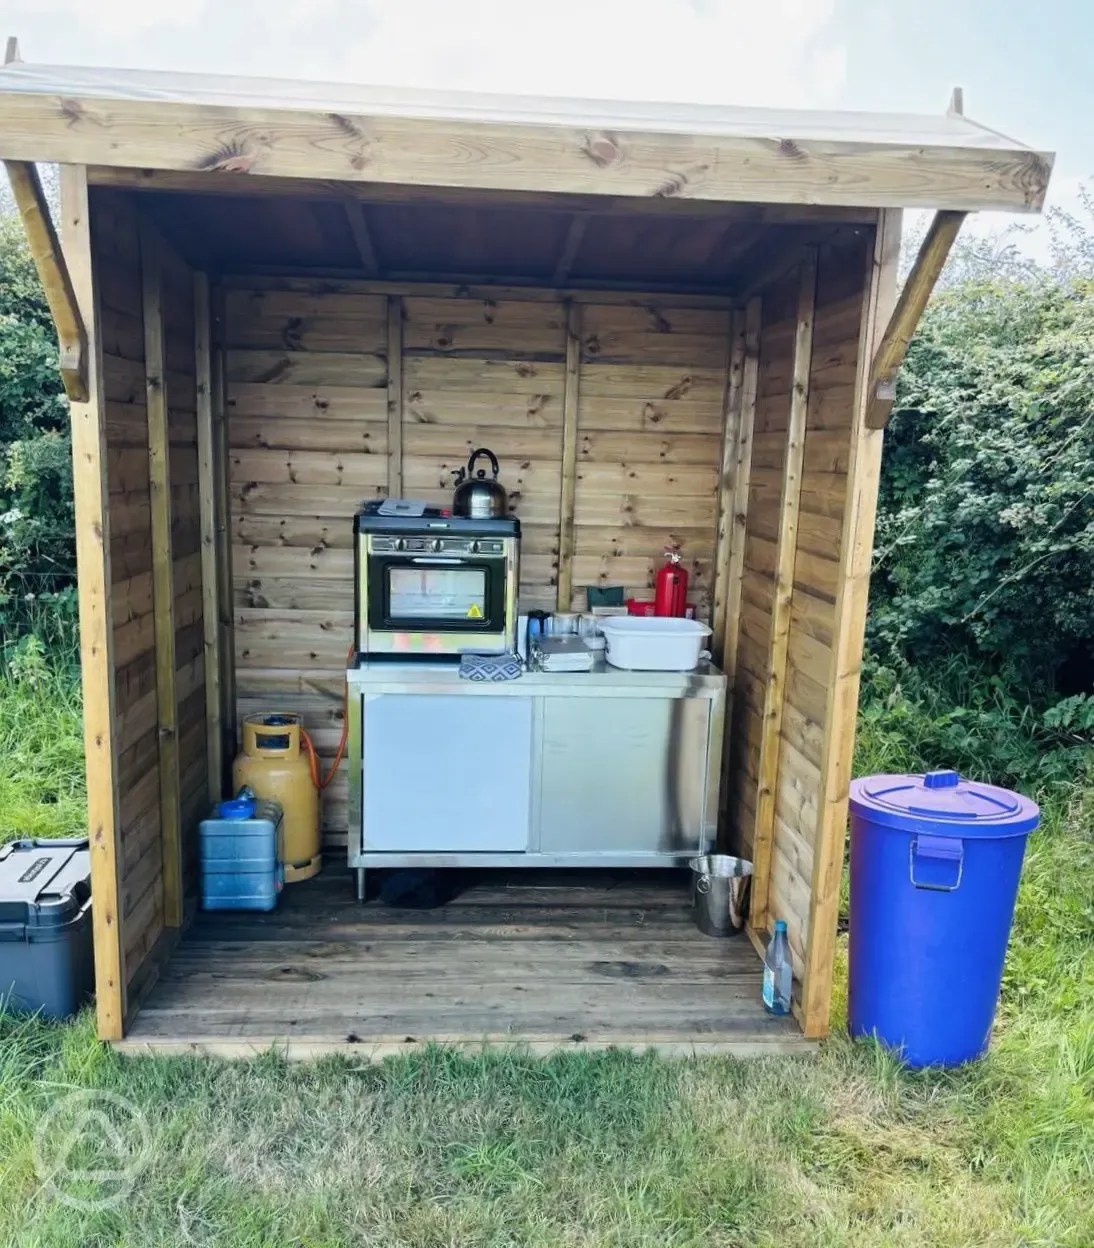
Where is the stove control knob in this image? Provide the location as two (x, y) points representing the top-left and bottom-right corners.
(469, 540), (479, 553)
(431, 538), (443, 552)
(395, 538), (405, 551)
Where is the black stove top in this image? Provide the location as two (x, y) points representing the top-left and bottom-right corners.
(355, 500), (520, 537)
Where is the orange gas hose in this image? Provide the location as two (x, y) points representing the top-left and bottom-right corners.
(299, 645), (353, 791)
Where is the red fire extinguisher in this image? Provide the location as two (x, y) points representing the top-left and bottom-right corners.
(654, 549), (688, 617)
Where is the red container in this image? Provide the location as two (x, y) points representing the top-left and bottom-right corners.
(627, 599), (656, 616)
(654, 552), (688, 617)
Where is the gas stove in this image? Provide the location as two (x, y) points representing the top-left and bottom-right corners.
(354, 501), (520, 659)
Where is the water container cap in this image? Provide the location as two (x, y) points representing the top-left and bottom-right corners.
(774, 919), (787, 933)
(216, 795), (256, 820)
(850, 771), (1039, 838)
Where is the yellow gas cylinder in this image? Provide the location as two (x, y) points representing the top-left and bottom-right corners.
(233, 714), (321, 882)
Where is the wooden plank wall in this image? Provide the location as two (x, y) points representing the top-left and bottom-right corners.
(403, 296), (567, 609)
(569, 305), (730, 613)
(723, 234), (871, 983)
(92, 190), (164, 986)
(160, 245), (207, 890)
(222, 279), (735, 847)
(93, 189), (210, 993)
(224, 279), (389, 844)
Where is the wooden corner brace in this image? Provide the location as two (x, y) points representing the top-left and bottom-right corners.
(865, 209), (966, 429)
(4, 159), (89, 402)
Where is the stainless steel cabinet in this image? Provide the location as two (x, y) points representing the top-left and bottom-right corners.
(347, 661), (725, 875)
(537, 697), (710, 856)
(361, 693), (533, 852)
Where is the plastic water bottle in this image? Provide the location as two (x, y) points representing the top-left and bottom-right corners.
(762, 919), (792, 1015)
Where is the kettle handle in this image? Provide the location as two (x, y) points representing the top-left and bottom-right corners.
(468, 447), (500, 480)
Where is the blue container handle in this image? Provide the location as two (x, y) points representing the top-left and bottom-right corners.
(909, 833), (964, 892)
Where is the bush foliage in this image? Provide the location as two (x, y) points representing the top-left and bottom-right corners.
(873, 274), (1094, 704)
(0, 215), (74, 644)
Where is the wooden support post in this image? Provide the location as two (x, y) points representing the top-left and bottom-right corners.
(140, 219), (183, 931)
(60, 164), (126, 1040)
(720, 296), (761, 682)
(801, 212), (901, 1037)
(386, 295), (404, 497)
(715, 297), (761, 836)
(210, 284), (236, 773)
(194, 271), (223, 806)
(711, 298), (761, 666)
(710, 308), (746, 667)
(865, 209), (965, 428)
(4, 159), (88, 401)
(748, 253), (818, 937)
(556, 300), (582, 611)
(553, 215), (590, 284)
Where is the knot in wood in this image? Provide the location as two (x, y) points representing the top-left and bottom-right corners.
(777, 138), (807, 162)
(58, 97), (85, 125)
(329, 112), (365, 140)
(583, 132), (623, 169)
(197, 141), (259, 174)
(664, 377), (693, 401)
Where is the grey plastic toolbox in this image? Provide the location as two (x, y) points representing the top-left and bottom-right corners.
(0, 837), (94, 1020)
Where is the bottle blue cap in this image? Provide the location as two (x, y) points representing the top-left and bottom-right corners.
(774, 919), (787, 933)
(216, 795), (256, 820)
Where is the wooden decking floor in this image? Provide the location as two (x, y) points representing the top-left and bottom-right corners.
(118, 869), (813, 1059)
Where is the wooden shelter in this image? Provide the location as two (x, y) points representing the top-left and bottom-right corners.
(0, 44), (1053, 1055)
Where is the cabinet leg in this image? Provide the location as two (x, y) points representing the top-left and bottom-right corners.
(356, 867), (367, 903)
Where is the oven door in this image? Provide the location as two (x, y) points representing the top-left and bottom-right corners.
(368, 555), (506, 634)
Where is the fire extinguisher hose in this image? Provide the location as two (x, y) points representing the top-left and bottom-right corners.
(299, 645), (353, 792)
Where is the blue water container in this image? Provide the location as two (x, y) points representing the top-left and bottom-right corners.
(199, 791), (284, 912)
(848, 769), (1039, 1068)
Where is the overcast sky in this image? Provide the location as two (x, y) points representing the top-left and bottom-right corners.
(1, 0), (1089, 243)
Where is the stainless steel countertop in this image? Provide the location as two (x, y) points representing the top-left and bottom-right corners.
(346, 656), (726, 696)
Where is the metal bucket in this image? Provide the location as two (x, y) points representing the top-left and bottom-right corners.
(689, 854), (753, 936)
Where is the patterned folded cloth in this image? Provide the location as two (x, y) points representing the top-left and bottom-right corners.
(459, 652), (523, 681)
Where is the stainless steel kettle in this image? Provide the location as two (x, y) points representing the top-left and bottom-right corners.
(452, 448), (508, 519)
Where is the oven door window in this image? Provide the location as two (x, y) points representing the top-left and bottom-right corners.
(372, 558), (503, 630)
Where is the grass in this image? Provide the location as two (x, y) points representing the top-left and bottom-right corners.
(0, 647), (85, 843)
(0, 656), (1091, 1246)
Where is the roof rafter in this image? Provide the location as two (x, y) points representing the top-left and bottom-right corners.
(342, 198), (379, 274)
(4, 158), (88, 401)
(865, 209), (966, 428)
(552, 214), (590, 283)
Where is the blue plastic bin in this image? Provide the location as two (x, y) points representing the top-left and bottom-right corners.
(199, 793), (284, 912)
(848, 769), (1039, 1068)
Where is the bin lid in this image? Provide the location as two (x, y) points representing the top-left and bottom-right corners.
(850, 770), (1039, 838)
(0, 838), (91, 937)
